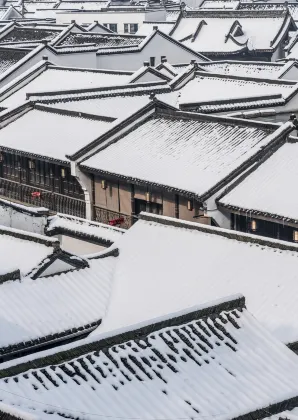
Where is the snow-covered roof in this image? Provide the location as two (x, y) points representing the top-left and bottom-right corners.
(0, 47), (29, 75)
(46, 213), (125, 246)
(0, 252), (116, 358)
(46, 91), (179, 118)
(218, 140), (298, 224)
(0, 104), (114, 163)
(0, 26), (61, 44)
(55, 32), (145, 47)
(98, 213), (298, 346)
(55, 1), (108, 9)
(200, 60), (287, 78)
(178, 72), (298, 106)
(80, 105), (293, 199)
(0, 226), (58, 277)
(1, 294), (298, 420)
(0, 64), (132, 108)
(200, 0), (240, 9)
(171, 10), (295, 55)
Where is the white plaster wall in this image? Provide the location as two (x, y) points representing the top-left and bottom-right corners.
(96, 32), (201, 70)
(56, 234), (105, 255)
(54, 51), (97, 68)
(0, 205), (47, 234)
(280, 65), (298, 80)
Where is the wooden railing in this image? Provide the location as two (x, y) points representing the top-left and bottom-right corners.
(94, 206), (137, 229)
(0, 178), (86, 219)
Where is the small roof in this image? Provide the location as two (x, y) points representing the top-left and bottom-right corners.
(46, 213), (125, 246)
(1, 295), (298, 420)
(178, 72), (298, 106)
(0, 252), (116, 357)
(218, 140), (298, 224)
(0, 64), (133, 108)
(55, 32), (145, 47)
(200, 60), (287, 78)
(81, 105), (292, 199)
(0, 25), (62, 44)
(0, 226), (58, 277)
(0, 104), (114, 162)
(99, 213), (298, 346)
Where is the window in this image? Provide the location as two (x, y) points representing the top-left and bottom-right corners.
(124, 23), (138, 34)
(150, 56), (155, 66)
(109, 23), (117, 32)
(134, 198), (162, 215)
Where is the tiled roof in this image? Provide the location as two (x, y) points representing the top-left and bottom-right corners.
(136, 22), (175, 35)
(98, 213), (298, 346)
(201, 61), (285, 78)
(178, 73), (298, 105)
(0, 105), (114, 162)
(56, 1), (108, 9)
(0, 66), (132, 108)
(0, 252), (116, 358)
(1, 295), (298, 420)
(81, 107), (291, 199)
(0, 27), (61, 43)
(46, 213), (125, 246)
(0, 226), (58, 277)
(171, 11), (295, 54)
(0, 47), (29, 74)
(56, 33), (144, 47)
(200, 0), (240, 9)
(218, 140), (298, 224)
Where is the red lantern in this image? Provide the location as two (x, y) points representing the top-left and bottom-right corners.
(31, 191), (41, 198)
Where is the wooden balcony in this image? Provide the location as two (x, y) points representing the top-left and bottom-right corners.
(94, 206), (137, 229)
(0, 177), (86, 219)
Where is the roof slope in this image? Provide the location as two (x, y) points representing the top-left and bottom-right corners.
(98, 214), (298, 345)
(0, 226), (58, 277)
(55, 32), (145, 48)
(0, 66), (132, 108)
(218, 140), (298, 223)
(0, 253), (116, 358)
(0, 105), (113, 162)
(1, 296), (298, 420)
(81, 108), (290, 199)
(200, 61), (286, 78)
(171, 10), (295, 54)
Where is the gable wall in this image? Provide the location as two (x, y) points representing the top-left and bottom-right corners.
(96, 33), (201, 70)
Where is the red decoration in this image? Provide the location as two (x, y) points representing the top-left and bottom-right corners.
(31, 191), (41, 198)
(108, 217), (124, 226)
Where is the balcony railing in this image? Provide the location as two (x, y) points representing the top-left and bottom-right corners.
(94, 206), (137, 229)
(0, 178), (86, 219)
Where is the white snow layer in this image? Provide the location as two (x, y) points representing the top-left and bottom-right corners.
(99, 216), (298, 344)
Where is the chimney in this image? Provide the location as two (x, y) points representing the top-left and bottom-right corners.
(71, 19), (76, 23)
(161, 56), (167, 63)
(190, 59), (196, 65)
(42, 55), (48, 60)
(94, 20), (98, 23)
(42, 40), (48, 45)
(149, 92), (156, 100)
(143, 61), (150, 67)
(153, 25), (158, 30)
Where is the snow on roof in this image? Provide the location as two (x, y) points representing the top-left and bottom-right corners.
(200, 0), (239, 9)
(0, 66), (132, 108)
(0, 27), (61, 43)
(0, 254), (116, 352)
(166, 9), (180, 21)
(171, 11), (293, 54)
(201, 61), (285, 78)
(46, 213), (125, 245)
(99, 214), (298, 345)
(218, 141), (298, 223)
(136, 22), (175, 36)
(1, 295), (298, 420)
(0, 106), (113, 162)
(0, 47), (29, 75)
(0, 226), (57, 276)
(48, 91), (179, 118)
(56, 32), (144, 47)
(81, 109), (289, 198)
(178, 73), (298, 105)
(23, 2), (57, 12)
(56, 1), (108, 9)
